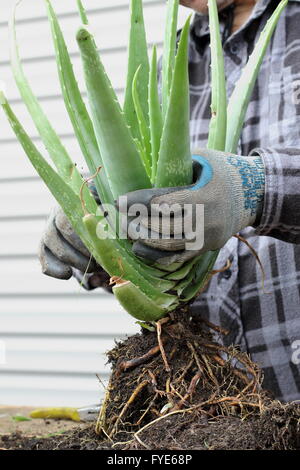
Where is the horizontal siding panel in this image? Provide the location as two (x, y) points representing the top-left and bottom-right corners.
(0, 373), (105, 407)
(0, 52), (131, 110)
(0, 7), (189, 102)
(0, 219), (46, 255)
(0, 93), (122, 136)
(0, 4), (167, 63)
(0, 180), (55, 218)
(1, 337), (116, 374)
(0, 0), (165, 24)
(0, 258), (107, 294)
(0, 297), (138, 335)
(1, 139), (87, 179)
(0, 98), (76, 142)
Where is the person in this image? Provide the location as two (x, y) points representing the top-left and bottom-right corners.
(39, 0), (300, 402)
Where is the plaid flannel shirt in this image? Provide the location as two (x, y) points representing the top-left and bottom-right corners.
(184, 0), (300, 402)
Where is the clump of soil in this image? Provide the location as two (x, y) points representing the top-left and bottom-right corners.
(1, 309), (300, 450)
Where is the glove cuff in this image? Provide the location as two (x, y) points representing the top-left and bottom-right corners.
(226, 154), (265, 234)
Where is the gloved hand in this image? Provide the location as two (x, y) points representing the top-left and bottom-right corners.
(39, 205), (97, 279)
(118, 148), (265, 265)
(39, 205), (111, 290)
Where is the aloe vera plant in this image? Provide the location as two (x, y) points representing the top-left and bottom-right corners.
(0, 0), (288, 322)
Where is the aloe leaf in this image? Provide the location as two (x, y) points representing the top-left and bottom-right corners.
(225, 0), (287, 153)
(155, 17), (192, 188)
(9, 3), (94, 212)
(76, 0), (88, 25)
(153, 261), (184, 272)
(12, 415), (32, 422)
(45, 0), (113, 206)
(165, 256), (201, 281)
(77, 27), (151, 199)
(132, 65), (152, 176)
(123, 0), (150, 142)
(113, 282), (169, 322)
(207, 0), (227, 151)
(134, 137), (150, 176)
(162, 0), (179, 117)
(149, 46), (163, 182)
(178, 251), (219, 299)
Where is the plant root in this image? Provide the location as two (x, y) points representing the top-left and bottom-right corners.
(95, 378), (112, 437)
(109, 380), (149, 438)
(115, 344), (161, 376)
(234, 234), (270, 294)
(79, 166), (102, 214)
(156, 317), (171, 373)
(170, 372), (202, 412)
(98, 307), (275, 443)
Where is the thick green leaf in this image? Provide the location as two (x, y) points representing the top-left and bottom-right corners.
(12, 415), (32, 422)
(113, 282), (169, 321)
(162, 0), (179, 117)
(207, 0), (227, 151)
(77, 27), (151, 198)
(123, 0), (150, 142)
(226, 0), (288, 153)
(155, 17), (192, 188)
(149, 46), (163, 182)
(165, 256), (201, 281)
(76, 0), (88, 25)
(45, 0), (113, 206)
(178, 251), (219, 300)
(153, 261), (184, 272)
(132, 65), (152, 176)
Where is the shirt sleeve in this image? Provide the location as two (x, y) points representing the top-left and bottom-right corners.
(250, 147), (300, 244)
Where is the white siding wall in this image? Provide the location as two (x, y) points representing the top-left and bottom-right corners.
(0, 0), (190, 407)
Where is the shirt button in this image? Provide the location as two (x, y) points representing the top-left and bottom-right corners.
(222, 269), (232, 280)
(230, 43), (238, 55)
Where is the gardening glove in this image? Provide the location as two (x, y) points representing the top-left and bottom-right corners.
(39, 205), (98, 279)
(39, 185), (112, 290)
(118, 148), (265, 265)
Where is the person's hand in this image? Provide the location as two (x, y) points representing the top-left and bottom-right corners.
(39, 205), (98, 279)
(118, 148), (265, 265)
(39, 182), (112, 291)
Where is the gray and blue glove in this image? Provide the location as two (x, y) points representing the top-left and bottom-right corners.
(39, 186), (111, 290)
(118, 148), (265, 265)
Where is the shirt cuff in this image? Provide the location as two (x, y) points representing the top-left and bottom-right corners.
(250, 147), (300, 244)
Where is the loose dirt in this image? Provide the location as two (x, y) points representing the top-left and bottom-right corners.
(1, 310), (299, 450)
